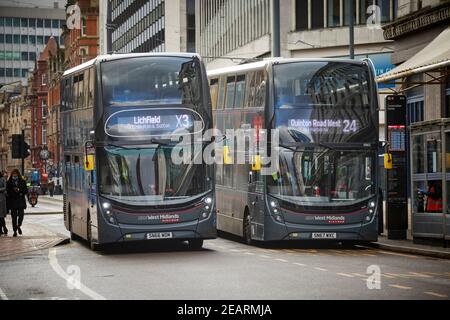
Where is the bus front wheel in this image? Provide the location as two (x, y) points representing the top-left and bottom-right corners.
(188, 239), (204, 250)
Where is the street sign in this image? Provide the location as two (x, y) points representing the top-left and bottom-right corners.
(385, 94), (408, 240)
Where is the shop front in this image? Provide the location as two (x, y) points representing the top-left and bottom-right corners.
(411, 119), (450, 244)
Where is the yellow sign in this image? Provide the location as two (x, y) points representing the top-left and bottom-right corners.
(223, 145), (232, 165)
(384, 153), (393, 170)
(84, 155), (95, 171)
(252, 155), (261, 171)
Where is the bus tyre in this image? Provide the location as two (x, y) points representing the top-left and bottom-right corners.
(243, 212), (253, 245)
(188, 239), (203, 250)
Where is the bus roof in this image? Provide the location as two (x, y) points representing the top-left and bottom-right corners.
(207, 57), (366, 77)
(63, 52), (201, 77)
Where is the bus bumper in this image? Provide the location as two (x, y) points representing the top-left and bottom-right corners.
(263, 216), (378, 242)
(98, 214), (217, 244)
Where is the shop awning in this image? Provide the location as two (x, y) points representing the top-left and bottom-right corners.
(377, 26), (450, 84)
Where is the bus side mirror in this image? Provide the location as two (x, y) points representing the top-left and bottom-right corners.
(84, 155), (95, 171)
(384, 153), (393, 170)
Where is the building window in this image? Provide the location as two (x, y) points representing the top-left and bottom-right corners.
(13, 69), (19, 77)
(37, 19), (43, 28)
(13, 18), (20, 27)
(42, 127), (47, 145)
(344, 0), (357, 26)
(21, 18), (28, 28)
(42, 74), (47, 86)
(52, 19), (59, 28)
(5, 35), (12, 44)
(81, 17), (87, 36)
(29, 35), (36, 44)
(21, 52), (28, 61)
(29, 52), (36, 61)
(186, 0), (196, 52)
(327, 0), (341, 27)
(42, 100), (48, 118)
(5, 18), (12, 27)
(408, 97), (424, 123)
(295, 0), (308, 31)
(37, 36), (44, 45)
(45, 19), (51, 28)
(0, 34), (4, 43)
(29, 18), (36, 28)
(21, 69), (28, 78)
(311, 0), (325, 29)
(21, 35), (27, 44)
(13, 35), (20, 44)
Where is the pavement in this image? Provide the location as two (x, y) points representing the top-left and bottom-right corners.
(0, 215), (69, 261)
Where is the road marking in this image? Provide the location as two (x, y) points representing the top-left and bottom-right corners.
(0, 287), (8, 300)
(244, 252), (255, 255)
(389, 284), (413, 290)
(352, 273), (369, 278)
(259, 255), (270, 259)
(314, 267), (328, 272)
(378, 250), (419, 259)
(275, 258), (288, 263)
(409, 272), (433, 278)
(424, 291), (448, 298)
(336, 273), (354, 278)
(48, 248), (106, 300)
(381, 274), (396, 279)
(293, 262), (306, 267)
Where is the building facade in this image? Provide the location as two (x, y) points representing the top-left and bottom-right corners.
(30, 41), (51, 174)
(378, 0), (450, 243)
(63, 0), (99, 69)
(107, 0), (196, 54)
(4, 83), (32, 175)
(45, 37), (64, 179)
(0, 0), (66, 85)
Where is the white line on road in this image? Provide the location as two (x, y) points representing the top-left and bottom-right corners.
(336, 273), (354, 278)
(0, 287), (8, 300)
(275, 258), (289, 263)
(48, 248), (106, 300)
(424, 291), (448, 298)
(314, 267), (328, 272)
(293, 262), (306, 267)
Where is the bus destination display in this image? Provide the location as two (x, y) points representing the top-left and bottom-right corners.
(105, 108), (203, 138)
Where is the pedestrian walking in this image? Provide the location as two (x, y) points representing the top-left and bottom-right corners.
(48, 179), (55, 197)
(0, 170), (8, 235)
(6, 169), (28, 237)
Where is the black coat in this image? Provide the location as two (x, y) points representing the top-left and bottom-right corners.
(6, 178), (28, 210)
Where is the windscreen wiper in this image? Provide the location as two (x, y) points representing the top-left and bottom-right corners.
(101, 143), (141, 150)
(278, 142), (338, 152)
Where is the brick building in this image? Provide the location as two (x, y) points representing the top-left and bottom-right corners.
(63, 0), (99, 69)
(45, 37), (64, 179)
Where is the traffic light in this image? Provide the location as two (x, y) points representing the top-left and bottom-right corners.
(11, 134), (30, 159)
(22, 140), (30, 158)
(11, 135), (22, 159)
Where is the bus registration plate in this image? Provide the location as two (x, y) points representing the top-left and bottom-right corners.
(312, 233), (337, 239)
(146, 232), (173, 240)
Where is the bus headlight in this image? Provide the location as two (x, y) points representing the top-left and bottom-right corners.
(102, 202), (111, 210)
(369, 201), (376, 209)
(268, 199), (284, 223)
(200, 196), (214, 221)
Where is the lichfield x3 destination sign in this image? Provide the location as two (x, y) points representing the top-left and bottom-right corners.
(104, 108), (204, 138)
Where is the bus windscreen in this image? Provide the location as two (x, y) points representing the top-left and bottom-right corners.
(273, 61), (376, 144)
(101, 56), (202, 107)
